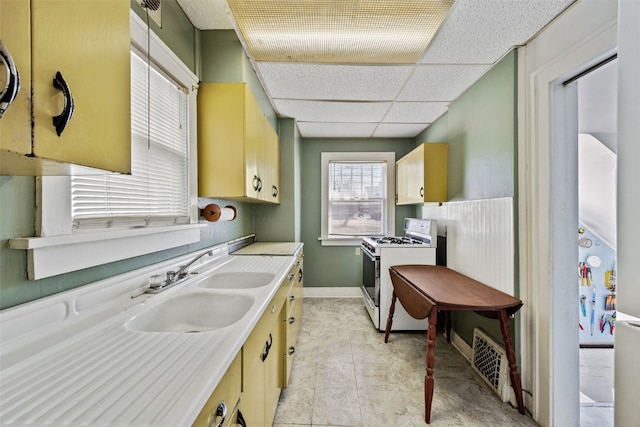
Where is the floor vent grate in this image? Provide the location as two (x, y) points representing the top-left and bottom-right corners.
(471, 328), (510, 402)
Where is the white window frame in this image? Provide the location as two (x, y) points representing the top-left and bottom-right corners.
(320, 152), (395, 246)
(9, 12), (204, 280)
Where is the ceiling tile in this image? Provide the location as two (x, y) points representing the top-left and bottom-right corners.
(373, 123), (429, 138)
(273, 99), (391, 122)
(383, 102), (449, 123)
(397, 64), (489, 102)
(176, 0), (234, 30)
(257, 63), (414, 101)
(297, 122), (378, 138)
(420, 0), (575, 64)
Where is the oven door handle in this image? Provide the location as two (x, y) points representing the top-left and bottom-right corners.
(361, 246), (377, 261)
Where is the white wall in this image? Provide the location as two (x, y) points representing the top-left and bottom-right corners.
(614, 1), (640, 423)
(518, 0), (618, 425)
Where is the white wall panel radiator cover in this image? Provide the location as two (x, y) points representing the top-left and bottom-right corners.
(446, 198), (515, 295)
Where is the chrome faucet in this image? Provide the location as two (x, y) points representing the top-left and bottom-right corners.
(147, 250), (214, 293)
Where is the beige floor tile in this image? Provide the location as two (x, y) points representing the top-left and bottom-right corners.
(315, 362), (357, 390)
(312, 387), (362, 426)
(274, 386), (314, 425)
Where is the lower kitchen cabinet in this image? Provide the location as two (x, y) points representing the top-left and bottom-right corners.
(283, 254), (304, 386)
(193, 352), (242, 427)
(242, 289), (285, 427)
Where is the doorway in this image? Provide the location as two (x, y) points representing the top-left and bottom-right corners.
(575, 58), (617, 427)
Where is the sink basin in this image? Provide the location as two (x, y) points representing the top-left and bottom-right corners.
(197, 272), (275, 290)
(126, 292), (254, 333)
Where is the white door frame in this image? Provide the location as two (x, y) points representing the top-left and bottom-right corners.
(517, 1), (618, 425)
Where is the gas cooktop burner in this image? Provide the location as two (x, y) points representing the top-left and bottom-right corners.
(371, 236), (421, 245)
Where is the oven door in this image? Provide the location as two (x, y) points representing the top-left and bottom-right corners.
(361, 245), (380, 307)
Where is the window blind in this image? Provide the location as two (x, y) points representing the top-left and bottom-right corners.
(71, 51), (189, 229)
(328, 161), (387, 236)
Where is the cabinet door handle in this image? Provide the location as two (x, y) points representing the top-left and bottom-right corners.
(52, 71), (74, 136)
(272, 185), (278, 198)
(298, 268), (303, 282)
(288, 346), (295, 355)
(209, 400), (226, 427)
(236, 410), (247, 427)
(0, 41), (20, 119)
(420, 187), (424, 198)
(288, 316), (295, 325)
(252, 175), (260, 191)
(257, 177), (263, 192)
(261, 333), (273, 361)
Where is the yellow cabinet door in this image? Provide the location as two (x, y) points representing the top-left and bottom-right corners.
(262, 119), (280, 203)
(396, 145), (425, 204)
(265, 318), (282, 426)
(192, 352), (242, 427)
(396, 143), (448, 204)
(244, 88), (261, 199)
(198, 82), (280, 204)
(30, 0), (130, 173)
(0, 0), (32, 158)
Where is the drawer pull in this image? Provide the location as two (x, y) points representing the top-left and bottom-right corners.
(297, 268), (303, 282)
(289, 295), (295, 302)
(209, 401), (226, 427)
(289, 273), (295, 281)
(288, 316), (296, 325)
(288, 346), (295, 355)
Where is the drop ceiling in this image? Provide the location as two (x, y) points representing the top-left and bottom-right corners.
(177, 0), (576, 139)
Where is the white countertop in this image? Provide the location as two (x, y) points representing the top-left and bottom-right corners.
(0, 248), (296, 426)
(232, 241), (303, 256)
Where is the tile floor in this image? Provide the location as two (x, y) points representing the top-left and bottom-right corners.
(273, 298), (538, 427)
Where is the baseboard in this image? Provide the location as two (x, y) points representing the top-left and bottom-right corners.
(303, 287), (362, 298)
(449, 330), (473, 362)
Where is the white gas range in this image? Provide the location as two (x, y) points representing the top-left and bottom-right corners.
(361, 218), (438, 331)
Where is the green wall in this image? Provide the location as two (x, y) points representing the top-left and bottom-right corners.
(418, 50), (518, 201)
(300, 138), (416, 288)
(417, 50), (519, 348)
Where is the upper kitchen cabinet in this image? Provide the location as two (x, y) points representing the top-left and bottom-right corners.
(0, 0), (131, 176)
(396, 143), (448, 204)
(198, 82), (280, 204)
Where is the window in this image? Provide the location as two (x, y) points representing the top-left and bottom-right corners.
(13, 12), (202, 280)
(70, 50), (189, 229)
(320, 152), (395, 246)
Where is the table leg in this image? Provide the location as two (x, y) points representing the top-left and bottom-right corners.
(444, 311), (451, 343)
(424, 308), (437, 424)
(498, 309), (525, 415)
(384, 290), (397, 343)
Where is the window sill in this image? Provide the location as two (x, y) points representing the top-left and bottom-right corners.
(9, 224), (206, 280)
(318, 236), (364, 247)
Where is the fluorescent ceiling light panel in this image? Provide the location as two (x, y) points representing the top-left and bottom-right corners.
(226, 0), (454, 64)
